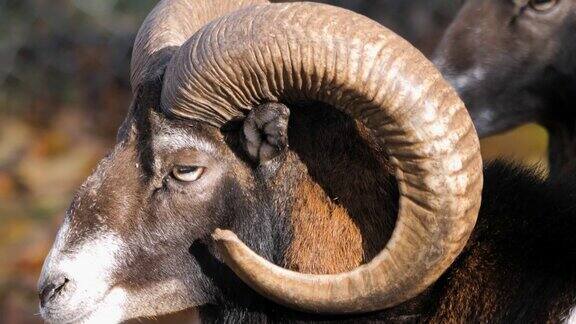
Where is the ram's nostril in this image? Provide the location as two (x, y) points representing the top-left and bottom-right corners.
(39, 277), (69, 307)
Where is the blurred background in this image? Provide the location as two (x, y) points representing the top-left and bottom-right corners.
(0, 0), (547, 322)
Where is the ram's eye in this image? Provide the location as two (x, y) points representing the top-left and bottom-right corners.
(172, 166), (205, 182)
(529, 0), (559, 11)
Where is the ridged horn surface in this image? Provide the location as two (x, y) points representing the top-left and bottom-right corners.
(162, 2), (483, 314)
(130, 0), (268, 92)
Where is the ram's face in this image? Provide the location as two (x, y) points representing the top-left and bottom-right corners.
(434, 0), (575, 136)
(37, 108), (252, 323)
(37, 0), (486, 319)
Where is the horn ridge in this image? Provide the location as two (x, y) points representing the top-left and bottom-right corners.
(161, 2), (483, 314)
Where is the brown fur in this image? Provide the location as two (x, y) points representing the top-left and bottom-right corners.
(280, 104), (398, 275)
(284, 179), (364, 274)
(430, 245), (505, 324)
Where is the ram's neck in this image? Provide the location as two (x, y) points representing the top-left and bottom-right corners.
(283, 177), (365, 273)
(279, 103), (398, 274)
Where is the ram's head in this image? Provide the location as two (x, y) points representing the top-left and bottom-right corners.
(37, 1), (483, 323)
(434, 0), (576, 137)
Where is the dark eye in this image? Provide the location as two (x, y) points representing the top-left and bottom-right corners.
(529, 0), (559, 11)
(171, 166), (205, 182)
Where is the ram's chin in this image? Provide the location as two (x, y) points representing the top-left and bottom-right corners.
(40, 287), (127, 324)
(42, 284), (200, 324)
(74, 287), (128, 324)
(104, 279), (200, 323)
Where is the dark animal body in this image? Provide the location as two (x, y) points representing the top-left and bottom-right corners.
(36, 1), (576, 323)
(434, 0), (576, 176)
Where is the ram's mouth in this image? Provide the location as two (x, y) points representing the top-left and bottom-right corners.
(40, 303), (97, 324)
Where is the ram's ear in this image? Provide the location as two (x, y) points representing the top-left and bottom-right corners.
(242, 103), (290, 164)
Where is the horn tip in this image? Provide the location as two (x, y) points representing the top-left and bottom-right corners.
(212, 228), (239, 242)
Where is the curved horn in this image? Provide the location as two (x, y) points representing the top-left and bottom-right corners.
(162, 3), (483, 314)
(130, 0), (268, 92)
